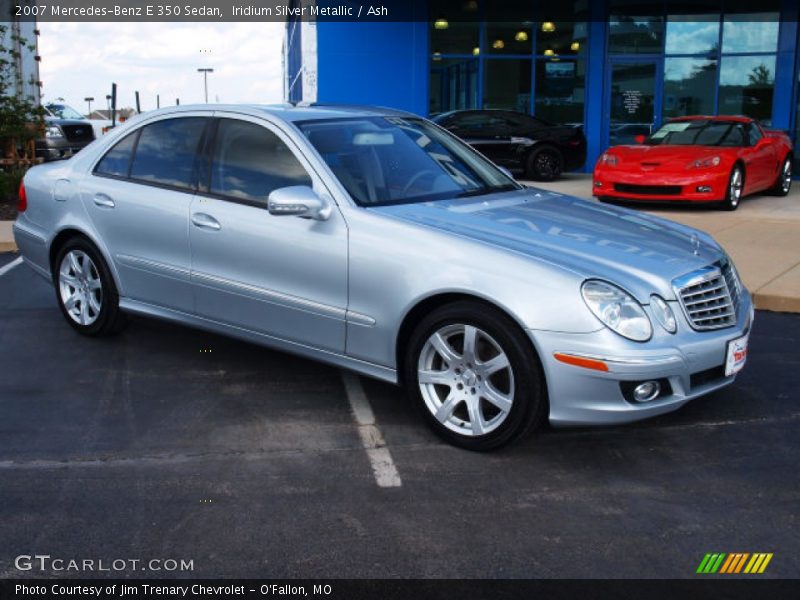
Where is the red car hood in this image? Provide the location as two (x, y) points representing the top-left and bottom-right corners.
(609, 145), (734, 171)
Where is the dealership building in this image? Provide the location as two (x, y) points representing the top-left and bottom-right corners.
(285, 1), (800, 173)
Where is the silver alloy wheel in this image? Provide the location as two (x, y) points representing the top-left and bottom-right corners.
(417, 323), (515, 437)
(781, 159), (792, 193)
(730, 168), (743, 207)
(58, 250), (103, 326)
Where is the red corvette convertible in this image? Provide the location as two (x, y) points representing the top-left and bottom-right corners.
(593, 116), (793, 210)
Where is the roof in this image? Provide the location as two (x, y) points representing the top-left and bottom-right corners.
(668, 115), (754, 123)
(131, 103), (418, 123)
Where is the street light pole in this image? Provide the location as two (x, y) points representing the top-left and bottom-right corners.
(197, 68), (214, 103)
(84, 96), (94, 116)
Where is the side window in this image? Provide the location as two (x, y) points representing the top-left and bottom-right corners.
(747, 123), (763, 146)
(209, 119), (312, 206)
(94, 132), (138, 177)
(129, 118), (207, 190)
(721, 124), (746, 147)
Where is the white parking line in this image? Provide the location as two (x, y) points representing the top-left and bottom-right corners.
(341, 372), (402, 488)
(0, 257), (23, 278)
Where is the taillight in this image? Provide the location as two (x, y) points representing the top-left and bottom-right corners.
(18, 180), (27, 213)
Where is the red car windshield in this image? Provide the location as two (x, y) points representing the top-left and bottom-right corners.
(646, 120), (746, 147)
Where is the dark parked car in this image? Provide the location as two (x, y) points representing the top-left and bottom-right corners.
(432, 109), (586, 181)
(36, 103), (96, 161)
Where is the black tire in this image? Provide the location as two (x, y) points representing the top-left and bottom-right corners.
(53, 237), (127, 336)
(768, 155), (793, 196)
(720, 165), (744, 211)
(403, 300), (547, 451)
(526, 145), (563, 182)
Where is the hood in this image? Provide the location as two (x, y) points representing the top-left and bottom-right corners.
(45, 116), (91, 126)
(608, 144), (733, 171)
(370, 188), (725, 301)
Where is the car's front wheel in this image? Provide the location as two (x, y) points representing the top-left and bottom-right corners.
(721, 165), (744, 211)
(404, 301), (547, 450)
(526, 146), (563, 182)
(54, 238), (127, 336)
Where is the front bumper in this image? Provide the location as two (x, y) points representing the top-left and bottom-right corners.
(593, 168), (729, 203)
(529, 289), (754, 426)
(35, 138), (93, 161)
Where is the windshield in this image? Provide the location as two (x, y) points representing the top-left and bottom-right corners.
(298, 117), (520, 206)
(46, 104), (85, 120)
(646, 120), (744, 147)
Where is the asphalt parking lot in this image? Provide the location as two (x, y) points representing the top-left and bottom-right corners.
(1, 252), (798, 579)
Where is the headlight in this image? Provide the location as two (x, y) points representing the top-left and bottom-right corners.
(581, 280), (652, 342)
(45, 125), (63, 138)
(599, 152), (619, 167)
(689, 156), (720, 169)
(650, 295), (677, 334)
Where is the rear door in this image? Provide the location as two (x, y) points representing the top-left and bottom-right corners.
(188, 114), (348, 353)
(443, 112), (517, 168)
(82, 114), (210, 312)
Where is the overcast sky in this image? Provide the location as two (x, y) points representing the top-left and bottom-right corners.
(38, 22), (286, 114)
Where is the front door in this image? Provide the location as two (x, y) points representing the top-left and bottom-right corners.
(605, 60), (661, 149)
(188, 114), (348, 353)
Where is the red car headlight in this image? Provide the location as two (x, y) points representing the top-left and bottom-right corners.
(599, 152), (619, 167)
(688, 156), (721, 169)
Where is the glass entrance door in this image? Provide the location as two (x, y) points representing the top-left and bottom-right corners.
(605, 60), (661, 148)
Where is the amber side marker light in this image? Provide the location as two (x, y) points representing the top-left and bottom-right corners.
(554, 352), (609, 372)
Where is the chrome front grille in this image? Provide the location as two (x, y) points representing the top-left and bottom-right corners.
(674, 262), (739, 331)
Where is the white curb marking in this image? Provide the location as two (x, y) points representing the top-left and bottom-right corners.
(0, 257), (23, 278)
(341, 371), (402, 488)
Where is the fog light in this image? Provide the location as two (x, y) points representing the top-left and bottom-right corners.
(696, 185), (712, 193)
(633, 381), (661, 403)
(594, 181), (603, 187)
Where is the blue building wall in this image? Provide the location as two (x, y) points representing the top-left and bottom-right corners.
(316, 21), (429, 116)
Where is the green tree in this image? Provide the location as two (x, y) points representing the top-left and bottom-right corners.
(747, 64), (772, 87)
(0, 24), (44, 147)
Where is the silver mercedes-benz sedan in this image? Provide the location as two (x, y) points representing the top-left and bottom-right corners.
(13, 104), (754, 450)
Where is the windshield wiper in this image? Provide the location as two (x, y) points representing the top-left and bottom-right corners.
(457, 183), (518, 198)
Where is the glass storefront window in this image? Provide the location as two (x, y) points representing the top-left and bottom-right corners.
(609, 15), (664, 54)
(663, 58), (717, 118)
(483, 59), (532, 112)
(429, 58), (479, 115)
(430, 22), (480, 55)
(536, 22), (588, 56)
(718, 55), (776, 123)
(665, 15), (720, 55)
(534, 59), (585, 125)
(486, 22), (532, 55)
(721, 13), (779, 53)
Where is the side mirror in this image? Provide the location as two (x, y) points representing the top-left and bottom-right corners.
(267, 185), (331, 221)
(634, 134), (647, 145)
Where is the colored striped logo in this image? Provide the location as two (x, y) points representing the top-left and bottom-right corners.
(696, 553), (773, 574)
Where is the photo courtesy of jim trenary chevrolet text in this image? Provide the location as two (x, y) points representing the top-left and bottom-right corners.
(0, 0), (798, 598)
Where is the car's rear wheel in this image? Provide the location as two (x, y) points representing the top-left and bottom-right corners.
(721, 165), (744, 211)
(404, 301), (547, 451)
(769, 156), (792, 196)
(526, 146), (563, 182)
(54, 238), (127, 336)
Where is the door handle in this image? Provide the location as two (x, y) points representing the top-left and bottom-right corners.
(93, 193), (115, 208)
(191, 213), (221, 231)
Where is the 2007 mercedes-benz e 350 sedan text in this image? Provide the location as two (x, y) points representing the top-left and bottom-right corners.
(14, 105), (754, 450)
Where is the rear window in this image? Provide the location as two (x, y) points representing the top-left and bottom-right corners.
(94, 132), (137, 178)
(129, 118), (207, 190)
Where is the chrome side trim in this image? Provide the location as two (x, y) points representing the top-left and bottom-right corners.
(118, 298), (397, 383)
(346, 310), (377, 327)
(192, 270), (347, 321)
(116, 254), (190, 278)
